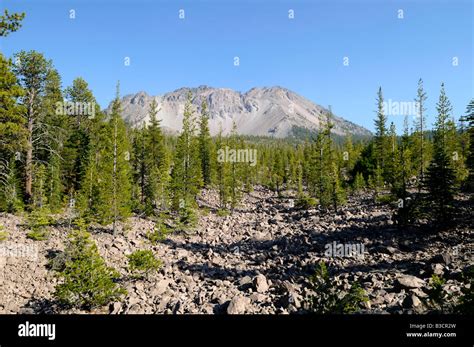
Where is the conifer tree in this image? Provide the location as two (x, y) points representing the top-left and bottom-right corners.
(110, 83), (132, 233)
(13, 50), (52, 205)
(131, 128), (146, 211)
(78, 83), (132, 231)
(392, 117), (413, 224)
(329, 161), (345, 212)
(144, 99), (170, 214)
(0, 10), (25, 37)
(425, 83), (456, 223)
(414, 78), (428, 187)
(342, 135), (356, 173)
(374, 87), (389, 183)
(0, 158), (24, 212)
(198, 100), (213, 188)
(308, 131), (326, 201)
(446, 117), (467, 185)
(326, 111), (345, 210)
(0, 53), (26, 156)
(62, 78), (98, 196)
(240, 138), (255, 193)
(0, 53), (26, 211)
(270, 150), (284, 197)
(465, 99), (474, 191)
(296, 162), (304, 199)
(353, 172), (365, 193)
(228, 122), (242, 209)
(47, 154), (62, 212)
(41, 69), (65, 211)
(215, 126), (230, 210)
(170, 91), (202, 215)
(387, 122), (398, 187)
(31, 163), (47, 209)
(307, 109), (344, 210)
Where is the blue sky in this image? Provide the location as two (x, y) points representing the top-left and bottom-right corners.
(1, 0), (472, 133)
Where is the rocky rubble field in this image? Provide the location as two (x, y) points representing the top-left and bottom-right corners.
(0, 187), (472, 314)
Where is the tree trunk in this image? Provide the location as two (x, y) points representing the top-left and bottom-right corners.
(25, 113), (34, 205)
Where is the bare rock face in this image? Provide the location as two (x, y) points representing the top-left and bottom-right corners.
(108, 86), (371, 138)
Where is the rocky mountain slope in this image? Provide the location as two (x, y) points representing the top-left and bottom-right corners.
(1, 188), (471, 314)
(108, 86), (372, 138)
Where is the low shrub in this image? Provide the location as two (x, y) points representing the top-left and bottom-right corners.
(53, 227), (126, 310)
(127, 249), (162, 278)
(295, 195), (317, 209)
(307, 261), (368, 314)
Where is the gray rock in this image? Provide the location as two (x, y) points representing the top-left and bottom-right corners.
(110, 302), (122, 314)
(374, 245), (398, 255)
(18, 307), (36, 314)
(403, 294), (423, 311)
(431, 263), (444, 276)
(249, 292), (267, 302)
(227, 296), (250, 314)
(151, 279), (170, 296)
(238, 276), (253, 287)
(431, 253), (452, 266)
(396, 275), (425, 289)
(253, 274), (269, 293)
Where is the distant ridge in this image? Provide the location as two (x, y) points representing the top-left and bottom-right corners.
(107, 86), (372, 138)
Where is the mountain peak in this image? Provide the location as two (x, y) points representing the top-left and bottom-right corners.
(112, 86), (371, 138)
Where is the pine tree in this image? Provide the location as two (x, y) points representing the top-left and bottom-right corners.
(240, 138), (255, 193)
(144, 99), (170, 214)
(215, 125), (230, 210)
(465, 99), (474, 191)
(342, 134), (356, 173)
(198, 100), (213, 188)
(130, 128), (146, 211)
(326, 111), (345, 210)
(307, 109), (343, 210)
(296, 162), (304, 199)
(0, 53), (26, 212)
(414, 78), (428, 187)
(0, 10), (25, 37)
(170, 91), (202, 217)
(228, 122), (242, 210)
(78, 83), (132, 231)
(0, 158), (24, 212)
(387, 122), (398, 187)
(374, 87), (389, 183)
(110, 83), (132, 233)
(425, 83), (456, 223)
(31, 163), (47, 209)
(270, 150), (284, 197)
(329, 161), (345, 212)
(54, 225), (126, 309)
(47, 154), (62, 212)
(0, 53), (26, 156)
(392, 117), (413, 225)
(353, 172), (365, 193)
(41, 69), (65, 211)
(62, 78), (98, 196)
(13, 50), (52, 206)
(446, 117), (467, 185)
